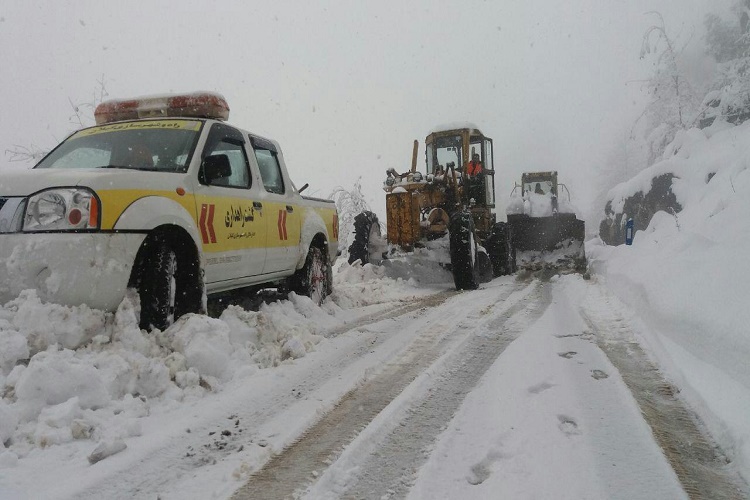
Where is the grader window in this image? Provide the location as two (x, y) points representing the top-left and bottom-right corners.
(525, 180), (554, 195)
(433, 135), (462, 173)
(484, 139), (493, 171)
(470, 137), (483, 161)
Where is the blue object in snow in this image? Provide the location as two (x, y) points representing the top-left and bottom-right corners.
(625, 218), (634, 245)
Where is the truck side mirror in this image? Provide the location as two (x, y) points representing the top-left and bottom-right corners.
(201, 154), (232, 185)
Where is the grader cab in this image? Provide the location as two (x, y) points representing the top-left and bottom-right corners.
(348, 127), (516, 290)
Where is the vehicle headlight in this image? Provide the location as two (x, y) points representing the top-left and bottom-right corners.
(24, 188), (100, 231)
(412, 171), (424, 182)
(385, 176), (396, 187)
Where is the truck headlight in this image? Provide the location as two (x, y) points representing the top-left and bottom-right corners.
(24, 188), (100, 231)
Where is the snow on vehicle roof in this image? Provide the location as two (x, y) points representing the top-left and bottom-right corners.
(429, 122), (483, 134)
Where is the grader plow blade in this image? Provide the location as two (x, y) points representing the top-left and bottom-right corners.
(507, 213), (586, 272)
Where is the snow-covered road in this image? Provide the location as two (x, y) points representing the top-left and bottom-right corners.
(1, 262), (747, 499)
(243, 274), (745, 500)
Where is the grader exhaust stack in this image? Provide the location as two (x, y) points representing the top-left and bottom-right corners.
(411, 139), (419, 172)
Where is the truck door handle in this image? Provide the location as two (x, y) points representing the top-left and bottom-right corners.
(286, 205), (294, 213)
(253, 201), (263, 209)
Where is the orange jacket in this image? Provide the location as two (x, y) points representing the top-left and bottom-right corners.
(467, 161), (482, 176)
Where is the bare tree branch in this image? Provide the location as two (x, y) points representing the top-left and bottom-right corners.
(4, 144), (47, 163)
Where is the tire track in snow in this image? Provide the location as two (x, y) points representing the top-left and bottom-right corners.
(324, 281), (551, 500)
(230, 279), (542, 500)
(70, 292), (457, 500)
(324, 289), (460, 338)
(580, 294), (749, 500)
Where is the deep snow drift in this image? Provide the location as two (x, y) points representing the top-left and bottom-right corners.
(0, 250), (450, 485)
(589, 119), (750, 483)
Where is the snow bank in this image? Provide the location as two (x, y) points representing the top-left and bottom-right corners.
(0, 254), (448, 466)
(604, 121), (741, 215)
(589, 119), (750, 481)
(334, 240), (451, 310)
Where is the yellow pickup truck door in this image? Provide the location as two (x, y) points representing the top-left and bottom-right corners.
(249, 137), (302, 275)
(194, 123), (267, 285)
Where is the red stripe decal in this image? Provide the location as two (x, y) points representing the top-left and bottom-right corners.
(207, 204), (217, 243)
(199, 204), (209, 244)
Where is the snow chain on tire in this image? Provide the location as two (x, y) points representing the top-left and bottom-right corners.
(348, 211), (382, 265)
(486, 221), (516, 277)
(133, 233), (203, 332)
(291, 246), (330, 305)
(137, 236), (178, 331)
(449, 211), (479, 290)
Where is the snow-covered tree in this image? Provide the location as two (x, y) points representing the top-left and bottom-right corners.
(699, 2), (750, 127)
(638, 12), (700, 164)
(705, 11), (746, 62)
(328, 178), (374, 249)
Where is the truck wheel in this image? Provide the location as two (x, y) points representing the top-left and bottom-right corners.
(348, 211), (384, 265)
(137, 237), (178, 331)
(476, 248), (494, 283)
(487, 222), (516, 277)
(292, 246), (330, 305)
(133, 233), (202, 331)
(449, 211), (479, 290)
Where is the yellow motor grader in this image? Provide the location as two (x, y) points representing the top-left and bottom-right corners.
(347, 126), (515, 289)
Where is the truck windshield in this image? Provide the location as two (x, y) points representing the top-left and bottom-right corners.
(35, 119), (204, 173)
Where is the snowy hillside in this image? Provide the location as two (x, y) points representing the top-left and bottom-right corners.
(589, 119), (750, 480)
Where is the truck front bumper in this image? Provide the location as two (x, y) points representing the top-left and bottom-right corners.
(0, 232), (147, 312)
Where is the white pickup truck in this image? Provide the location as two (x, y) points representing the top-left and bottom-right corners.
(0, 92), (339, 330)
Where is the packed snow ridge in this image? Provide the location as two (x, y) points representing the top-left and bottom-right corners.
(0, 253), (449, 468)
(589, 118), (750, 482)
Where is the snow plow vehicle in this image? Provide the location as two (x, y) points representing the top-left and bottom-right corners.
(506, 171), (586, 272)
(348, 126), (515, 290)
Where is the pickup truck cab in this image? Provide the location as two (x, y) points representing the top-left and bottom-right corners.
(0, 92), (339, 330)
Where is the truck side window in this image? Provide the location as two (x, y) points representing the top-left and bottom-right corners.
(252, 144), (285, 195)
(201, 124), (251, 188)
(250, 135), (286, 194)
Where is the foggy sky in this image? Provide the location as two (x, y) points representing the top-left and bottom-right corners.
(0, 0), (732, 226)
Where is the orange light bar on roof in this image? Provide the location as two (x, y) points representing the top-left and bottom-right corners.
(94, 92), (230, 124)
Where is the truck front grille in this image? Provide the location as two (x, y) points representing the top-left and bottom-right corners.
(0, 197), (25, 233)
